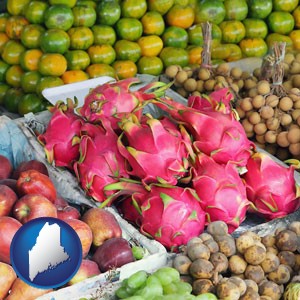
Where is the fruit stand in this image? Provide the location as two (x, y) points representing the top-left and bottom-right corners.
(0, 0), (300, 299)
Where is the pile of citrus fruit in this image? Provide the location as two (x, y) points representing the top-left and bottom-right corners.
(1, 0), (300, 115)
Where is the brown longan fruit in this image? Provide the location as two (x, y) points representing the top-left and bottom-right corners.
(255, 134), (265, 144)
(288, 87), (300, 101)
(244, 78), (257, 90)
(260, 106), (274, 119)
(196, 80), (204, 92)
(294, 99), (300, 109)
(265, 94), (279, 107)
(277, 131), (290, 147)
(287, 127), (300, 144)
(204, 79), (216, 91)
(175, 70), (189, 85)
(215, 62), (230, 75)
(292, 74), (300, 88)
(176, 87), (189, 98)
(253, 67), (261, 78)
(183, 78), (197, 92)
(284, 52), (295, 64)
(248, 87), (258, 98)
(257, 80), (271, 95)
(248, 111), (261, 124)
(291, 108), (300, 121)
(290, 60), (300, 74)
(289, 142), (300, 156)
(236, 106), (246, 119)
(254, 122), (267, 135)
(198, 67), (211, 81)
(239, 97), (253, 111)
(241, 71), (251, 80)
(266, 117), (280, 130)
(283, 80), (293, 91)
(230, 67), (243, 79)
(165, 65), (181, 78)
(297, 115), (300, 126)
(242, 119), (254, 133)
(264, 130), (277, 144)
(279, 96), (294, 111)
(252, 95), (265, 109)
(280, 113), (293, 127)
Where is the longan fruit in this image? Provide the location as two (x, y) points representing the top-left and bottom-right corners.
(284, 52), (295, 65)
(175, 70), (189, 85)
(191, 91), (201, 97)
(288, 88), (300, 101)
(292, 109), (300, 121)
(280, 113), (293, 127)
(298, 115), (300, 126)
(198, 67), (211, 81)
(294, 99), (300, 109)
(248, 87), (258, 98)
(289, 142), (300, 156)
(215, 62), (230, 75)
(266, 117), (280, 131)
(254, 122), (267, 135)
(231, 83), (239, 94)
(242, 118), (254, 133)
(239, 97), (253, 112)
(255, 134), (265, 144)
(287, 127), (300, 144)
(264, 130), (277, 144)
(241, 71), (251, 80)
(236, 107), (246, 119)
(230, 67), (243, 80)
(204, 79), (216, 91)
(183, 78), (197, 92)
(290, 60), (300, 74)
(292, 74), (300, 88)
(248, 111), (261, 124)
(176, 87), (189, 98)
(252, 95), (265, 109)
(277, 131), (290, 148)
(283, 80), (293, 91)
(165, 65), (181, 79)
(265, 94), (279, 108)
(244, 78), (257, 90)
(196, 80), (204, 92)
(260, 106), (274, 119)
(183, 66), (193, 78)
(279, 96), (294, 111)
(257, 80), (271, 95)
(253, 67), (261, 78)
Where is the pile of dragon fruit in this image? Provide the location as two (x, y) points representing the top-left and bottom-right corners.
(38, 77), (300, 251)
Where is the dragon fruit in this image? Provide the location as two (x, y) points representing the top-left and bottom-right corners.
(117, 114), (193, 185)
(77, 77), (170, 130)
(138, 184), (206, 251)
(38, 98), (84, 169)
(192, 153), (251, 233)
(188, 87), (234, 115)
(152, 94), (254, 167)
(73, 117), (129, 204)
(242, 151), (300, 220)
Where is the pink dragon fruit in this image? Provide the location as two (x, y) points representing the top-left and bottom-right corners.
(192, 153), (251, 233)
(73, 117), (129, 204)
(77, 77), (169, 130)
(242, 151), (300, 220)
(138, 184), (206, 251)
(117, 114), (193, 185)
(188, 88), (234, 114)
(38, 98), (84, 169)
(152, 93), (255, 167)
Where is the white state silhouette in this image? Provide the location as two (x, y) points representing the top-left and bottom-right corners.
(28, 222), (70, 281)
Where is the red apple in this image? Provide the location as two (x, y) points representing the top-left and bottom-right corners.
(64, 219), (93, 258)
(0, 216), (22, 264)
(0, 184), (18, 217)
(16, 169), (57, 203)
(0, 262), (17, 299)
(81, 208), (122, 247)
(12, 159), (49, 179)
(57, 205), (81, 220)
(0, 179), (18, 194)
(0, 155), (13, 180)
(5, 277), (52, 300)
(68, 259), (101, 285)
(92, 237), (135, 272)
(53, 196), (69, 208)
(13, 194), (57, 224)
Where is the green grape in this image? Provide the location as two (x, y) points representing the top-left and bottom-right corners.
(115, 286), (131, 299)
(156, 295), (188, 300)
(123, 296), (145, 300)
(146, 274), (162, 286)
(127, 270), (148, 290)
(131, 246), (145, 260)
(162, 282), (178, 295)
(195, 293), (218, 300)
(152, 267), (180, 286)
(176, 280), (193, 295)
(134, 280), (163, 299)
